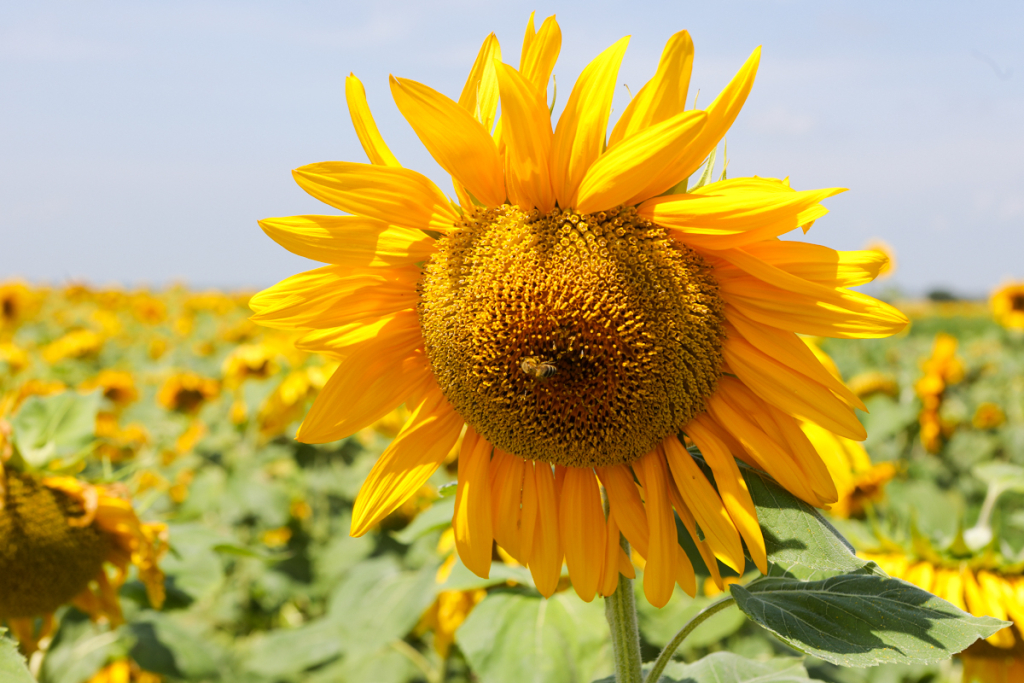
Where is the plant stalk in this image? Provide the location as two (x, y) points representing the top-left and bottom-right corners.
(643, 596), (735, 683)
(604, 533), (643, 683)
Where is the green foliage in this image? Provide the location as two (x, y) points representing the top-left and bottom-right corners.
(0, 631), (35, 683)
(730, 575), (1007, 666)
(11, 390), (100, 469)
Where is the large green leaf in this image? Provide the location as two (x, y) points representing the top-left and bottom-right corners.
(241, 618), (344, 678)
(730, 574), (1009, 666)
(458, 590), (612, 683)
(742, 467), (874, 580)
(391, 495), (455, 544)
(11, 390), (100, 468)
(0, 632), (34, 683)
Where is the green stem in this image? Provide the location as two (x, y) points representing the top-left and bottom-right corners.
(643, 596), (735, 683)
(604, 533), (643, 683)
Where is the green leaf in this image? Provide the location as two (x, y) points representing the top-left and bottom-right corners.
(592, 653), (812, 683)
(440, 558), (535, 591)
(241, 618), (344, 678)
(11, 390), (100, 468)
(391, 495), (455, 544)
(973, 462), (1024, 493)
(743, 467), (875, 580)
(458, 590), (612, 683)
(0, 631), (35, 683)
(128, 612), (226, 680)
(730, 574), (1009, 667)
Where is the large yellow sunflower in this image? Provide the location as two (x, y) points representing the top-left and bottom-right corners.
(251, 14), (907, 608)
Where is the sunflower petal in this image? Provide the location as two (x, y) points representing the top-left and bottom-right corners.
(345, 74), (401, 167)
(739, 241), (889, 288)
(490, 449), (526, 562)
(631, 47), (760, 197)
(560, 467), (606, 602)
(455, 427), (494, 578)
(293, 162), (457, 233)
(519, 459), (539, 566)
(494, 62), (556, 212)
(636, 449), (678, 608)
(350, 387), (464, 535)
(258, 215), (435, 268)
(530, 461), (563, 597)
(295, 310), (420, 358)
(686, 415), (766, 574)
(597, 464), (649, 559)
(723, 335), (866, 440)
(551, 36), (630, 208)
(391, 77), (506, 207)
(599, 510), (624, 598)
(609, 30), (694, 147)
(662, 436), (745, 573)
(519, 14), (562, 99)
(576, 110), (707, 213)
(724, 309), (865, 411)
(296, 345), (432, 443)
(459, 33), (502, 133)
(665, 480), (724, 590)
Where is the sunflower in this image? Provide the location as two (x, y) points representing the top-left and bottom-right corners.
(991, 282), (1024, 331)
(252, 14), (907, 607)
(0, 467), (167, 652)
(156, 371), (220, 414)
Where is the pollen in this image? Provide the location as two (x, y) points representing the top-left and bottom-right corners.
(0, 471), (107, 619)
(419, 205), (725, 468)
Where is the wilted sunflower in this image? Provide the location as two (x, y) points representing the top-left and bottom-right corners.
(0, 468), (167, 652)
(991, 281), (1024, 331)
(252, 14), (907, 607)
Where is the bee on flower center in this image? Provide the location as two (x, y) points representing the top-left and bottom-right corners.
(520, 356), (558, 380)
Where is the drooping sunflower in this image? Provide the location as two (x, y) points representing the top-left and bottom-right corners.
(251, 14), (908, 607)
(991, 281), (1024, 331)
(0, 467), (167, 652)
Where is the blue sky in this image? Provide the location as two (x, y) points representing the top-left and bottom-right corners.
(1, 1), (1021, 296)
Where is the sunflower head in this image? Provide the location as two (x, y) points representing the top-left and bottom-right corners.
(0, 470), (108, 619)
(991, 281), (1024, 330)
(157, 372), (220, 413)
(420, 204), (724, 468)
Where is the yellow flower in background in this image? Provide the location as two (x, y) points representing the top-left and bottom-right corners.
(916, 333), (964, 453)
(0, 343), (30, 373)
(0, 469), (167, 651)
(0, 378), (68, 417)
(42, 329), (104, 364)
(0, 280), (38, 331)
(86, 658), (162, 683)
(846, 370), (900, 400)
(156, 372), (220, 414)
(991, 282), (1024, 331)
(257, 363), (335, 437)
(80, 370), (139, 408)
(252, 13), (907, 607)
(221, 343), (281, 388)
(802, 421), (896, 519)
(973, 402), (1006, 431)
(130, 293), (168, 325)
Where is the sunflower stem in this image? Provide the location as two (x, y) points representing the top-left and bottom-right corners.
(642, 596), (735, 683)
(604, 532), (643, 683)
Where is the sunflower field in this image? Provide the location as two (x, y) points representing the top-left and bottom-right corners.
(0, 279), (1021, 683)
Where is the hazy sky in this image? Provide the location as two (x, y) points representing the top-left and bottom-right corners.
(1, 1), (1021, 296)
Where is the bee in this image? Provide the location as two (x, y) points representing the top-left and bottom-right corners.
(520, 356), (558, 380)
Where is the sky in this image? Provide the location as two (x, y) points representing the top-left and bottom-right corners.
(1, 1), (1021, 296)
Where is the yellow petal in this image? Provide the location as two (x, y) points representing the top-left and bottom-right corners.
(296, 346), (433, 443)
(494, 62), (555, 212)
(662, 436), (745, 573)
(490, 449), (526, 562)
(249, 267), (419, 330)
(636, 449), (678, 608)
(576, 110), (707, 214)
(519, 458), (539, 567)
(560, 467), (606, 602)
(597, 465), (649, 559)
(455, 426), (494, 578)
(530, 461), (563, 597)
(350, 387), (464, 535)
(458, 33), (502, 133)
(599, 508), (623, 598)
(550, 36), (630, 208)
(519, 14), (561, 98)
(390, 76), (506, 207)
(722, 334), (867, 440)
(609, 30), (694, 147)
(665, 479), (723, 590)
(293, 161), (457, 233)
(258, 215), (435, 268)
(630, 47), (760, 198)
(295, 310), (421, 359)
(717, 273), (908, 339)
(739, 241), (889, 288)
(686, 415), (766, 574)
(639, 185), (845, 239)
(345, 74), (401, 167)
(725, 309), (865, 411)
